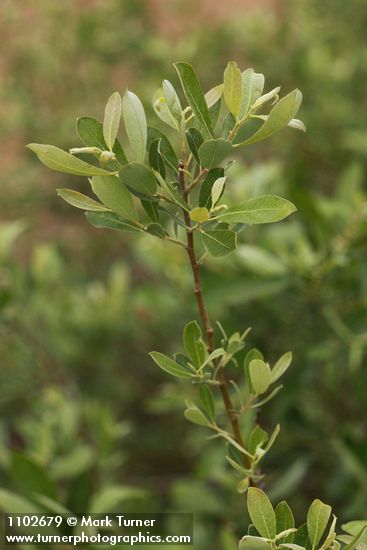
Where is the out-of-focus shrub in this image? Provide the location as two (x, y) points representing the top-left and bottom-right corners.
(0, 0), (366, 544)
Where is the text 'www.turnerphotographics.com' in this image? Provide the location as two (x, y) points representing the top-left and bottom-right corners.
(4, 513), (193, 546)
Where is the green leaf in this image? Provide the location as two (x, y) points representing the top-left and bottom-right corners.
(247, 487), (277, 539)
(103, 91), (122, 150)
(91, 175), (137, 220)
(77, 116), (127, 167)
(11, 453), (57, 500)
(163, 79), (182, 125)
(123, 90), (147, 162)
(254, 115), (306, 133)
(223, 112), (236, 138)
(223, 61), (243, 117)
(200, 348), (226, 369)
(147, 128), (178, 172)
(342, 521), (367, 542)
(220, 432), (254, 459)
(150, 352), (193, 378)
(337, 536), (357, 550)
(153, 88), (179, 130)
(321, 515), (337, 550)
(244, 348), (264, 393)
(205, 84), (223, 108)
(199, 168), (224, 209)
(198, 138), (232, 169)
(155, 172), (189, 211)
(212, 97), (230, 135)
(183, 321), (206, 369)
(27, 144), (111, 176)
(218, 195), (297, 225)
(142, 199), (160, 223)
(287, 118), (306, 132)
(77, 116), (106, 150)
(174, 62), (213, 139)
(239, 90), (303, 146)
(86, 211), (139, 232)
(65, 471), (91, 514)
(120, 162), (157, 195)
(202, 229), (237, 257)
(186, 127), (204, 164)
(307, 499), (332, 548)
(0, 488), (41, 513)
(57, 189), (108, 211)
(279, 544), (305, 550)
(262, 424), (280, 454)
(211, 176), (226, 207)
(199, 385), (216, 422)
(112, 139), (129, 166)
(237, 245), (287, 277)
(184, 401), (210, 426)
(252, 87), (281, 111)
(341, 523), (367, 550)
(294, 524), (311, 550)
(51, 445), (94, 480)
(249, 359), (271, 395)
(252, 386), (283, 408)
(240, 536), (272, 550)
(227, 448), (248, 475)
(248, 426), (269, 455)
(89, 486), (146, 513)
(208, 96), (222, 129)
(70, 146), (101, 156)
(239, 69), (265, 118)
(32, 494), (71, 515)
(344, 530), (367, 550)
(271, 352), (292, 383)
(244, 349), (264, 370)
(148, 139), (166, 178)
(146, 223), (167, 239)
(99, 150), (117, 167)
(238, 478), (250, 494)
(276, 502), (295, 544)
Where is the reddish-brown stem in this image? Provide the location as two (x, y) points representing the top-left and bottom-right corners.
(178, 162), (248, 460)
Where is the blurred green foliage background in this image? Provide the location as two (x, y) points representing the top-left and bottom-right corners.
(0, 0), (366, 548)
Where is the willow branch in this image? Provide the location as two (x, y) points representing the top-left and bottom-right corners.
(178, 161), (248, 460)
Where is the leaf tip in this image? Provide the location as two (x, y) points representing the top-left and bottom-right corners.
(26, 143), (37, 151)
